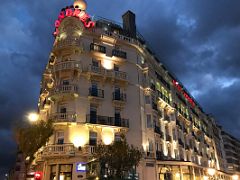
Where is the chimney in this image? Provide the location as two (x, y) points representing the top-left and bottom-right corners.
(122, 10), (136, 38)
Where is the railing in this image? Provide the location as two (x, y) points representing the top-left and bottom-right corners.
(90, 43), (106, 53)
(53, 38), (82, 49)
(51, 84), (78, 95)
(114, 71), (127, 80)
(87, 65), (127, 81)
(112, 92), (126, 101)
(88, 65), (105, 75)
(49, 112), (76, 123)
(88, 88), (104, 98)
(112, 49), (127, 59)
(42, 144), (75, 157)
(53, 61), (81, 72)
(83, 145), (96, 154)
(86, 115), (129, 128)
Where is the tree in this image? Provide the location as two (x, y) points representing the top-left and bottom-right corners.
(15, 120), (53, 161)
(90, 135), (142, 180)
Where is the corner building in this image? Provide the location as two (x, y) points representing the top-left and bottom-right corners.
(33, 1), (237, 179)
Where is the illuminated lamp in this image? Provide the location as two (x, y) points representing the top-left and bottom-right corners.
(28, 112), (39, 122)
(203, 176), (209, 180)
(232, 175), (239, 180)
(101, 59), (114, 70)
(74, 0), (87, 11)
(102, 128), (114, 145)
(175, 172), (180, 178)
(70, 126), (89, 147)
(207, 168), (216, 176)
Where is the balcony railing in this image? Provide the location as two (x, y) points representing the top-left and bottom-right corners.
(86, 115), (129, 128)
(88, 88), (104, 98)
(42, 144), (75, 157)
(112, 49), (127, 59)
(90, 43), (106, 53)
(49, 112), (76, 123)
(114, 71), (127, 81)
(112, 92), (126, 101)
(88, 65), (105, 76)
(51, 84), (78, 95)
(53, 38), (82, 50)
(53, 61), (81, 72)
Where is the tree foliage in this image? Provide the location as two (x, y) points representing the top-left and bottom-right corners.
(92, 135), (142, 179)
(15, 120), (53, 161)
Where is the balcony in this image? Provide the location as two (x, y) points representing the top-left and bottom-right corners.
(156, 151), (166, 160)
(90, 43), (106, 54)
(112, 49), (127, 59)
(49, 112), (76, 123)
(53, 38), (82, 52)
(49, 84), (78, 99)
(154, 126), (164, 138)
(88, 88), (104, 98)
(114, 71), (127, 82)
(53, 61), (81, 72)
(42, 144), (75, 158)
(87, 65), (105, 79)
(86, 115), (129, 128)
(112, 92), (126, 107)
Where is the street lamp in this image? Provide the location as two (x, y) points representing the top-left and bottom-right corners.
(27, 112), (39, 122)
(232, 175), (239, 180)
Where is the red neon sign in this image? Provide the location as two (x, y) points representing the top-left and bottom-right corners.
(53, 7), (95, 36)
(172, 79), (195, 107)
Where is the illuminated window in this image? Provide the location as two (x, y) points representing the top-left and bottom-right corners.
(59, 164), (72, 180)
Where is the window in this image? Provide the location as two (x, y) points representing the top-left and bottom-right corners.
(90, 105), (97, 123)
(89, 131), (97, 145)
(59, 164), (72, 180)
(146, 114), (152, 128)
(56, 131), (64, 144)
(115, 134), (121, 142)
(92, 59), (99, 67)
(145, 95), (151, 104)
(114, 64), (119, 71)
(50, 165), (57, 180)
(62, 80), (70, 85)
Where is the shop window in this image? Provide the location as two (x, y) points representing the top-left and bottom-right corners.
(50, 165), (56, 180)
(59, 164), (72, 180)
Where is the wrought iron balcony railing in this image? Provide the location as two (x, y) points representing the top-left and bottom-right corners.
(112, 92), (126, 101)
(112, 49), (127, 59)
(90, 43), (106, 53)
(86, 115), (129, 128)
(88, 88), (104, 98)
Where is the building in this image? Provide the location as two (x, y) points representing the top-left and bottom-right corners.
(220, 128), (240, 174)
(28, 0), (240, 179)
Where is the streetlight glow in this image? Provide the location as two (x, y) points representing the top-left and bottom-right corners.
(28, 112), (39, 122)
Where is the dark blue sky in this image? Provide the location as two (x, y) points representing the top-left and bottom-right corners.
(1, 0), (240, 177)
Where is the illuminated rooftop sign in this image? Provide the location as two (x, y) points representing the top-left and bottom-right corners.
(172, 79), (195, 107)
(53, 6), (95, 36)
